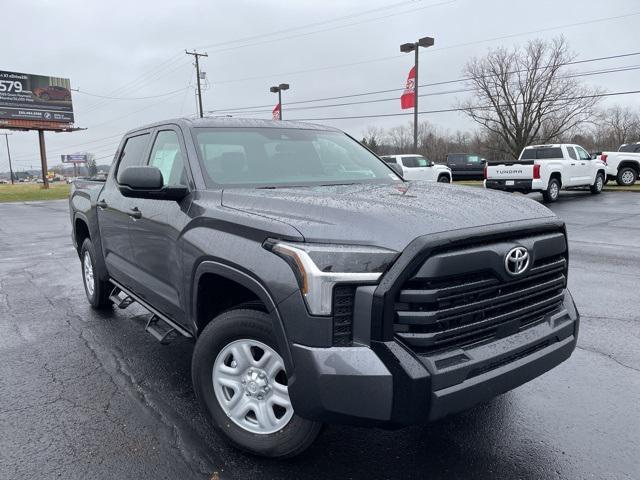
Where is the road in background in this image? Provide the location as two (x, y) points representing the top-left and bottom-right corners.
(0, 191), (638, 479)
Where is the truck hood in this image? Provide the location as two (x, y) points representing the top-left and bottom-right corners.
(221, 182), (556, 251)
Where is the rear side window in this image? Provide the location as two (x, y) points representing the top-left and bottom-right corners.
(567, 147), (577, 160)
(116, 133), (150, 183)
(619, 144), (640, 153)
(447, 154), (465, 164)
(521, 147), (563, 160)
(402, 157), (429, 168)
(148, 130), (187, 186)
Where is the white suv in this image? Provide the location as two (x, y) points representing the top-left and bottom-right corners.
(484, 144), (607, 202)
(380, 154), (452, 183)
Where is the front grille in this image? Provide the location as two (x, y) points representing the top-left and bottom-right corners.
(393, 236), (567, 354)
(332, 285), (357, 346)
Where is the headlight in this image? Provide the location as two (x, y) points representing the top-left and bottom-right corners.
(264, 240), (398, 316)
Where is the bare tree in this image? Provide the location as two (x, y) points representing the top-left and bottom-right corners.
(596, 105), (639, 149)
(461, 37), (602, 158)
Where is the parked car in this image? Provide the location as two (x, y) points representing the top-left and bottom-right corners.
(596, 142), (640, 186)
(380, 154), (451, 182)
(69, 117), (579, 458)
(32, 85), (71, 101)
(446, 153), (486, 180)
(485, 144), (607, 202)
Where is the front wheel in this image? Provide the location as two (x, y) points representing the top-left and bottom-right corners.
(542, 178), (561, 203)
(616, 167), (637, 186)
(192, 309), (322, 458)
(437, 174), (451, 183)
(590, 173), (604, 194)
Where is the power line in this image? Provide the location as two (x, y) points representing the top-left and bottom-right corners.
(73, 87), (190, 101)
(210, 55), (640, 114)
(210, 11), (640, 87)
(289, 89), (640, 122)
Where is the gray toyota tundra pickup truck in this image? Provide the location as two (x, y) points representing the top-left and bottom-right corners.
(69, 117), (579, 458)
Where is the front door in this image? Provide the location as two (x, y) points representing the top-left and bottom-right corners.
(98, 131), (152, 289)
(573, 145), (594, 185)
(126, 127), (194, 324)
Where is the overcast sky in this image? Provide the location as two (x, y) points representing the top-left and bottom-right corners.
(1, 0), (639, 171)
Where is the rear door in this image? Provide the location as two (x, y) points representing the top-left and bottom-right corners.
(126, 126), (194, 323)
(98, 131), (152, 288)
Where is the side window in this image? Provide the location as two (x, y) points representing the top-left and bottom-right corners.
(116, 133), (150, 183)
(575, 146), (591, 160)
(148, 130), (187, 186)
(383, 157), (397, 164)
(467, 155), (481, 164)
(567, 147), (577, 160)
(402, 157), (418, 168)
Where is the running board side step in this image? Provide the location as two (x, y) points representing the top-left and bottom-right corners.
(145, 315), (177, 345)
(108, 279), (193, 342)
(109, 286), (135, 309)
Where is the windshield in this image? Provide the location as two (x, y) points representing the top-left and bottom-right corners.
(193, 127), (400, 188)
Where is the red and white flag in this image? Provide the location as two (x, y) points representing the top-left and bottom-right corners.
(272, 103), (281, 120)
(400, 66), (415, 110)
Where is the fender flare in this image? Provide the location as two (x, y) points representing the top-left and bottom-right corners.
(191, 260), (293, 371)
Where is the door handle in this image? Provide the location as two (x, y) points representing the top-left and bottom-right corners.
(127, 207), (142, 219)
(97, 199), (108, 209)
(570, 163), (576, 166)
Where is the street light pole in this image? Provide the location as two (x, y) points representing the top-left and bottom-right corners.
(1, 132), (14, 184)
(400, 36), (434, 152)
(270, 83), (290, 120)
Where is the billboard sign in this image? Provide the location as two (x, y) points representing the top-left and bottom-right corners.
(0, 70), (74, 123)
(61, 154), (87, 163)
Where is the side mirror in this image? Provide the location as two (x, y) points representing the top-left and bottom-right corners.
(428, 160), (435, 167)
(118, 166), (188, 201)
(387, 162), (404, 178)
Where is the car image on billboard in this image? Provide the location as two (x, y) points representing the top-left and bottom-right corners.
(0, 70), (74, 123)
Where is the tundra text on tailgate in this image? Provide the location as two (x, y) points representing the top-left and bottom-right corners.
(69, 117), (580, 458)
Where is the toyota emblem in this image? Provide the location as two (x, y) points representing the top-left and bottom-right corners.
(505, 246), (529, 275)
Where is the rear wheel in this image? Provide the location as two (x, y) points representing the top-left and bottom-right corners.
(616, 167), (637, 186)
(590, 173), (604, 194)
(437, 174), (451, 183)
(192, 309), (322, 458)
(80, 238), (112, 309)
(542, 178), (561, 203)
(40, 93), (50, 101)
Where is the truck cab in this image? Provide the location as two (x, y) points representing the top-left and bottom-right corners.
(380, 154), (451, 183)
(485, 144), (607, 202)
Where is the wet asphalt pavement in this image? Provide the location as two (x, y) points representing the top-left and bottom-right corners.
(0, 190), (639, 480)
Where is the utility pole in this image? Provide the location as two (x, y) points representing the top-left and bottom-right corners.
(400, 36), (435, 151)
(186, 50), (208, 118)
(1, 132), (14, 184)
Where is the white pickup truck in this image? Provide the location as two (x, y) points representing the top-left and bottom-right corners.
(597, 142), (640, 186)
(484, 144), (607, 202)
(380, 154), (452, 182)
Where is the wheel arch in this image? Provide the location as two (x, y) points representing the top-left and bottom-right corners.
(192, 261), (293, 372)
(618, 160), (640, 174)
(549, 171), (562, 186)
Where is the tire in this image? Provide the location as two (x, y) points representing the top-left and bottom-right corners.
(40, 93), (50, 101)
(192, 309), (322, 458)
(64, 95), (71, 101)
(437, 174), (451, 183)
(80, 238), (112, 309)
(590, 173), (604, 194)
(616, 167), (637, 186)
(542, 178), (561, 203)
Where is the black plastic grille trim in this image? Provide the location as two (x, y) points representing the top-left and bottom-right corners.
(394, 251), (567, 353)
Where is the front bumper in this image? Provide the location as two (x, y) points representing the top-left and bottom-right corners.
(288, 289), (579, 426)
